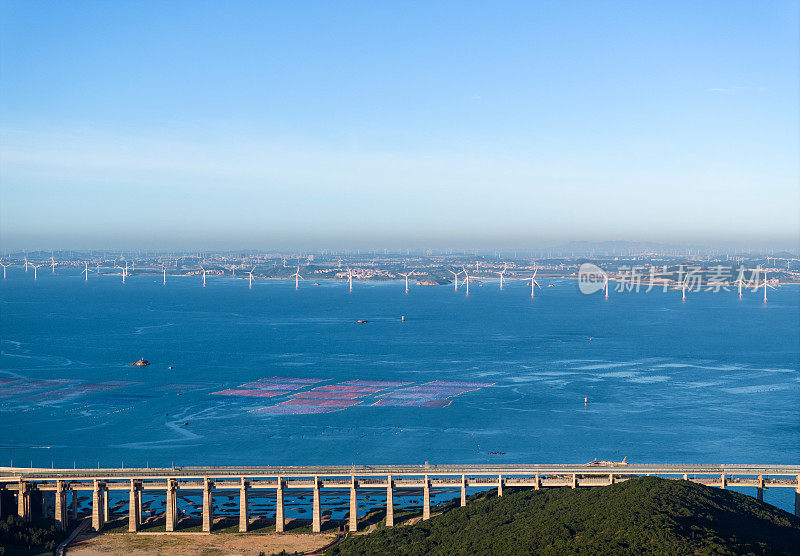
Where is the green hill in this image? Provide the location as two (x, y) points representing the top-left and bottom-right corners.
(329, 477), (800, 555)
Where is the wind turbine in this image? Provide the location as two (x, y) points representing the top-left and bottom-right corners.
(461, 267), (470, 295)
(82, 262), (90, 282)
(760, 270), (776, 303)
(0, 261), (9, 279)
(347, 268), (354, 292)
(496, 265), (507, 289)
(51, 256), (57, 274)
(732, 268), (748, 299)
(162, 263), (166, 286)
(30, 263), (42, 281)
(248, 267), (255, 289)
(400, 271), (414, 293)
(604, 274), (609, 299)
(24, 256), (29, 272)
(530, 267), (541, 297)
(448, 269), (461, 292)
(291, 266), (303, 289)
(115, 263), (127, 284)
(681, 275), (688, 301)
(200, 266), (207, 287)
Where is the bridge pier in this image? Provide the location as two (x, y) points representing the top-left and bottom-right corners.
(609, 474), (615, 485)
(42, 490), (52, 519)
(91, 480), (104, 531)
(103, 487), (109, 520)
(497, 475), (503, 497)
(71, 489), (78, 521)
(571, 474), (578, 489)
(460, 475), (466, 506)
(795, 475), (800, 517)
(795, 488), (799, 517)
(757, 475), (764, 502)
(275, 478), (284, 533)
(165, 478), (177, 532)
(55, 481), (68, 531)
(349, 477), (358, 532)
(386, 475), (394, 527)
(312, 476), (321, 533)
(535, 474), (540, 490)
(720, 474), (726, 489)
(128, 480), (140, 532)
(239, 478), (249, 533)
(202, 478), (214, 532)
(17, 480), (30, 522)
(422, 475), (430, 521)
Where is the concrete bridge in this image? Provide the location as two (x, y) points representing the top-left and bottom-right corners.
(1, 464), (798, 534)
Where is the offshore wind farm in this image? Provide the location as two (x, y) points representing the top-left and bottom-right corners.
(0, 249), (798, 516)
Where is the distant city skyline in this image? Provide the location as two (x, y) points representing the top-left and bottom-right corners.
(1, 1), (797, 251)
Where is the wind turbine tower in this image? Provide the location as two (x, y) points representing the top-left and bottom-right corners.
(201, 266), (207, 287)
(530, 267), (541, 297)
(30, 263), (42, 281)
(248, 267), (255, 289)
(462, 267), (470, 295)
(51, 256), (56, 274)
(496, 265), (507, 289)
(732, 268), (748, 299)
(604, 275), (609, 299)
(0, 261), (9, 279)
(761, 270), (776, 302)
(347, 268), (354, 292)
(292, 266), (303, 289)
(448, 269), (461, 292)
(82, 262), (90, 282)
(400, 271), (414, 293)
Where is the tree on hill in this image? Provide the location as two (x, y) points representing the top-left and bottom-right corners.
(329, 477), (800, 555)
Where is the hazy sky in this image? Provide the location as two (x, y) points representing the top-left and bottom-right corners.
(1, 1), (797, 250)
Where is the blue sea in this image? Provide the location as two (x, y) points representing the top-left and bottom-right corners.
(1, 273), (798, 513)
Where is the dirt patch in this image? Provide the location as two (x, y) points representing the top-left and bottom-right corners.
(67, 531), (338, 556)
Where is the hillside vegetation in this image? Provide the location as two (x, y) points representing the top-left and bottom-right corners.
(329, 477), (800, 555)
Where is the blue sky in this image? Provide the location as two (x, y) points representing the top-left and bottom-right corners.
(0, 1), (797, 250)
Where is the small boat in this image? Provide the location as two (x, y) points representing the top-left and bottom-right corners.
(130, 358), (150, 367)
(488, 451), (505, 455)
(355, 319), (368, 324)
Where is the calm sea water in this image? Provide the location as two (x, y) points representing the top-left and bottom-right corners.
(1, 273), (798, 513)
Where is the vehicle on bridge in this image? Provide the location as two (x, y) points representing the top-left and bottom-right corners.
(586, 456), (628, 467)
